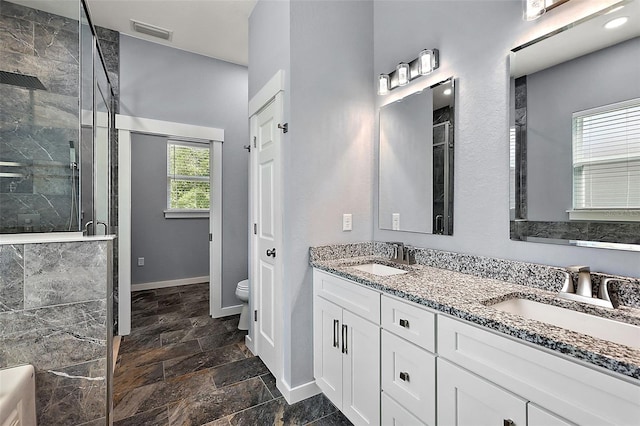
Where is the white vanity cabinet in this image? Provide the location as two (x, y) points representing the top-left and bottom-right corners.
(313, 269), (640, 426)
(313, 270), (381, 426)
(437, 315), (640, 426)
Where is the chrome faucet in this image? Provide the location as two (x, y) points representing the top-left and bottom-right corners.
(388, 242), (416, 265)
(559, 266), (617, 309)
(568, 265), (592, 297)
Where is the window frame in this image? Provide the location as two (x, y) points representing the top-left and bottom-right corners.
(569, 98), (640, 222)
(165, 139), (212, 219)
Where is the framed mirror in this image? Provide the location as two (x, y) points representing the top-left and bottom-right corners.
(509, 1), (640, 251)
(379, 78), (455, 234)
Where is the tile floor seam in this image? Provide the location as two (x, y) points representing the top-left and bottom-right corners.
(259, 374), (276, 400)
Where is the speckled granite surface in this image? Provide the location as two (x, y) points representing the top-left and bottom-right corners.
(309, 243), (640, 380)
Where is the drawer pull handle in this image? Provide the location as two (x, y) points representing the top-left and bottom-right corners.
(333, 319), (339, 348)
(342, 324), (348, 354)
(399, 371), (410, 382)
(503, 420), (515, 426)
(399, 319), (410, 328)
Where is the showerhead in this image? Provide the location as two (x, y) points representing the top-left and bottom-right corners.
(0, 70), (47, 91)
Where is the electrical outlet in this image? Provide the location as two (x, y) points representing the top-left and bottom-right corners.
(392, 213), (400, 230)
(342, 214), (352, 231)
(137, 257), (145, 267)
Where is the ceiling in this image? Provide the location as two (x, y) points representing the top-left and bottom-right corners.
(9, 0), (256, 66)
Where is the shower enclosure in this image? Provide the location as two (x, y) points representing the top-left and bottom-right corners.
(0, 0), (115, 236)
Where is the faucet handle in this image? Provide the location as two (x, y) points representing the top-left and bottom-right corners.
(560, 270), (574, 294)
(567, 265), (590, 273)
(598, 277), (620, 308)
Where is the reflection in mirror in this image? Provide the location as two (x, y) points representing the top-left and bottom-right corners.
(509, 1), (640, 250)
(379, 78), (454, 234)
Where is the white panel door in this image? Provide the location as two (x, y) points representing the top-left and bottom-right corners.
(342, 310), (380, 426)
(313, 296), (344, 408)
(253, 95), (282, 378)
(437, 358), (527, 426)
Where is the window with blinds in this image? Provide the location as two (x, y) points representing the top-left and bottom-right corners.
(572, 99), (640, 211)
(167, 140), (210, 210)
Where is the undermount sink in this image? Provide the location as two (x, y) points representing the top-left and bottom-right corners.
(351, 263), (408, 277)
(490, 298), (640, 349)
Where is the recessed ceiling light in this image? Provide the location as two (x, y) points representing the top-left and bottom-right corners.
(604, 16), (628, 29)
(131, 19), (173, 41)
(443, 88), (452, 96)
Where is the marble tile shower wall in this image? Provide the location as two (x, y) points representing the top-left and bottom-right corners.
(0, 240), (113, 425)
(0, 0), (80, 232)
(0, 1), (120, 234)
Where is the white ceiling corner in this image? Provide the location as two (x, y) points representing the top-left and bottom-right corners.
(86, 0), (257, 66)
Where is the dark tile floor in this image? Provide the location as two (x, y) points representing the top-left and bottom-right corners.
(114, 282), (352, 426)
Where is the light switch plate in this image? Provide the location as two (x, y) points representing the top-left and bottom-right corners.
(137, 257), (145, 267)
(392, 213), (400, 230)
(342, 214), (352, 231)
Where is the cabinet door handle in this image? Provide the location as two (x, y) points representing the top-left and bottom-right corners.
(399, 371), (410, 382)
(341, 324), (348, 354)
(503, 419), (515, 426)
(399, 318), (410, 328)
(333, 319), (339, 348)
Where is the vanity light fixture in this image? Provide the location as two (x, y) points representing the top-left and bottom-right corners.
(604, 16), (628, 29)
(523, 0), (546, 21)
(377, 49), (440, 95)
(443, 88), (452, 96)
(378, 74), (390, 95)
(396, 63), (410, 86)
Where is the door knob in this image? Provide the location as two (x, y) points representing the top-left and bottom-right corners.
(266, 248), (276, 258)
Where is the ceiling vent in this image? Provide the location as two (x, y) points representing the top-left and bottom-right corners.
(130, 19), (173, 41)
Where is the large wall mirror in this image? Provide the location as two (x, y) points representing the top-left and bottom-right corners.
(379, 78), (455, 234)
(509, 1), (640, 251)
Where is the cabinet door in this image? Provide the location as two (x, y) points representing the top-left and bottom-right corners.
(437, 359), (527, 426)
(313, 296), (343, 408)
(528, 403), (576, 426)
(342, 309), (380, 426)
(382, 392), (427, 426)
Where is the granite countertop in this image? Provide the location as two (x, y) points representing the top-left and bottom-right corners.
(311, 255), (640, 381)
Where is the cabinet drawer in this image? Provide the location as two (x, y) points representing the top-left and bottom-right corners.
(437, 315), (640, 425)
(382, 330), (436, 425)
(382, 393), (428, 426)
(382, 295), (435, 352)
(313, 269), (380, 324)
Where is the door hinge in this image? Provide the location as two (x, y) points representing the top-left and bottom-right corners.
(209, 233), (212, 242)
(277, 123), (288, 133)
(253, 136), (257, 148)
(253, 223), (257, 234)
(254, 310), (258, 322)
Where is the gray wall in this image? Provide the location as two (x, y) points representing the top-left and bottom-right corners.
(249, 0), (374, 387)
(372, 0), (640, 278)
(130, 133), (209, 283)
(527, 37), (640, 221)
(120, 35), (249, 307)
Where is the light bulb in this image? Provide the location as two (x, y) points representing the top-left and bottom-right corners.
(378, 74), (390, 95)
(418, 49), (434, 75)
(396, 63), (410, 86)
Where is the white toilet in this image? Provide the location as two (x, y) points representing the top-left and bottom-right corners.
(236, 279), (250, 330)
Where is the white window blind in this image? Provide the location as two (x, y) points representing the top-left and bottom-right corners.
(572, 98), (640, 210)
(167, 140), (210, 210)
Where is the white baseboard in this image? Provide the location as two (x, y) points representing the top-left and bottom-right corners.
(277, 378), (320, 405)
(211, 303), (243, 319)
(244, 335), (256, 355)
(131, 276), (209, 292)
